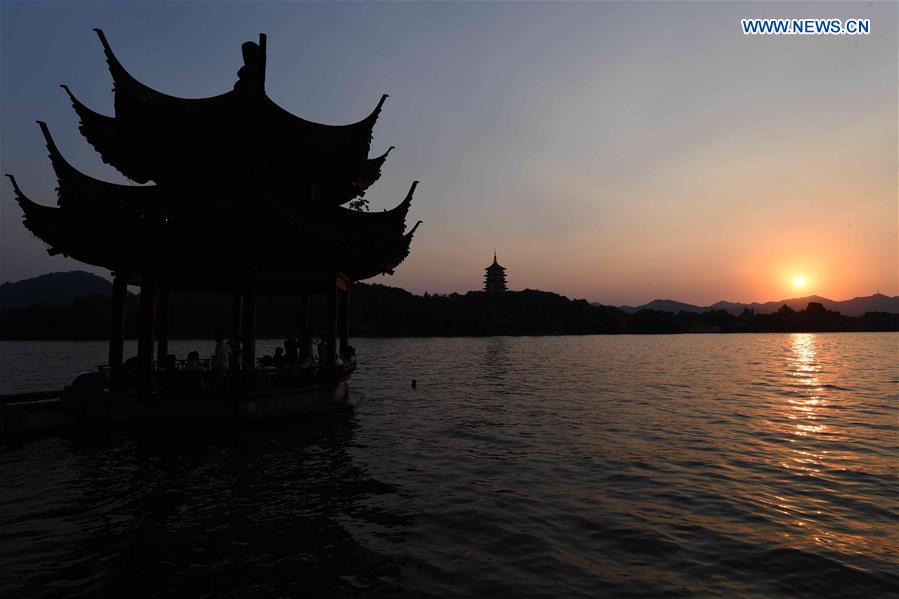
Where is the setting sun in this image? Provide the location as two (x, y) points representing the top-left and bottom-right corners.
(793, 277), (807, 289)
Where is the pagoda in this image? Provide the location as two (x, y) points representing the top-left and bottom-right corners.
(4, 30), (421, 426)
(484, 253), (508, 293)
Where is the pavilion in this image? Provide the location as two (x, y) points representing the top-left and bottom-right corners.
(8, 30), (420, 404)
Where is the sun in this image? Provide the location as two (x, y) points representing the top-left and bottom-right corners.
(793, 277), (807, 289)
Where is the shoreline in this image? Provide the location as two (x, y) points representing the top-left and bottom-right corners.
(2, 329), (896, 342)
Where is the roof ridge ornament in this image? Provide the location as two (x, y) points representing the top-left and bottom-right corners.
(235, 33), (267, 93)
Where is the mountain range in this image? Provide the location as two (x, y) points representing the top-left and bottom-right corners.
(0, 272), (896, 317)
(0, 271), (123, 309)
(611, 294), (899, 318)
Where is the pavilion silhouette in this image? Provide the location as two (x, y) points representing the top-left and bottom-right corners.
(4, 30), (421, 430)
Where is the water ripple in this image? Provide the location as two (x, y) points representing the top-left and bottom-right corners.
(0, 333), (896, 597)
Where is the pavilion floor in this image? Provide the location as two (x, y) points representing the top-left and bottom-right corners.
(0, 362), (357, 441)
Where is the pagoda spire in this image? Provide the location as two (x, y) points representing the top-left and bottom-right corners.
(484, 252), (507, 293)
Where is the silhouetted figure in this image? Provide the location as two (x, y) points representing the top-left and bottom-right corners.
(184, 351), (204, 372)
(284, 334), (299, 364)
(159, 354), (178, 375)
(213, 333), (230, 372)
(411, 379), (417, 388)
(158, 354), (178, 391)
(122, 356), (139, 387)
(299, 332), (314, 366)
(318, 338), (330, 365)
(273, 346), (286, 367)
(311, 331), (322, 365)
(182, 350), (205, 391)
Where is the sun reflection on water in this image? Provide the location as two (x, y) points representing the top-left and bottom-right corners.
(787, 333), (828, 441)
(776, 334), (879, 558)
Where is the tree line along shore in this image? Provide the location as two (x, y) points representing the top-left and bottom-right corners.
(1, 282), (896, 340)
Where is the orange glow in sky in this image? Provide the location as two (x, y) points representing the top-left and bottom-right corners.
(1, 2), (896, 306)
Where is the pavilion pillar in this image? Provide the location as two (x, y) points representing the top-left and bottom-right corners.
(156, 286), (171, 365)
(299, 294), (310, 335)
(108, 274), (127, 384)
(339, 284), (350, 358)
(137, 274), (158, 395)
(242, 268), (257, 380)
(232, 294), (245, 341)
(325, 276), (338, 366)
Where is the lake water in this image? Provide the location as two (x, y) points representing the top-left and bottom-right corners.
(1, 333), (896, 597)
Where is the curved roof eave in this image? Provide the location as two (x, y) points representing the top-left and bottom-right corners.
(36, 121), (160, 210)
(61, 84), (154, 184)
(94, 28), (232, 107)
(94, 28), (388, 133)
(358, 145), (395, 189)
(332, 180), (418, 231)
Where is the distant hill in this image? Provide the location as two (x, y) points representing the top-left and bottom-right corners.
(616, 299), (706, 314)
(0, 271), (118, 309)
(607, 293), (898, 317)
(710, 294), (899, 317)
(0, 278), (629, 339)
(1, 271), (896, 339)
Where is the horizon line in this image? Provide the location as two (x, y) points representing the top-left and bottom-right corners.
(1, 269), (895, 308)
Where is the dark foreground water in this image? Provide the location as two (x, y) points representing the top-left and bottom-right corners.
(1, 333), (897, 598)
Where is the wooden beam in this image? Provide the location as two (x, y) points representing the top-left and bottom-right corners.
(339, 284), (350, 358)
(299, 294), (310, 334)
(242, 268), (258, 380)
(156, 286), (171, 365)
(325, 275), (338, 366)
(232, 293), (245, 341)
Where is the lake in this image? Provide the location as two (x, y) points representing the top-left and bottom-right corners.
(1, 333), (896, 597)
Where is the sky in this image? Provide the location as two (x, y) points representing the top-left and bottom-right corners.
(1, 1), (896, 306)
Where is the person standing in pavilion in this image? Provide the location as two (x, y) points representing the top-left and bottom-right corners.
(284, 333), (299, 364)
(213, 333), (231, 372)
